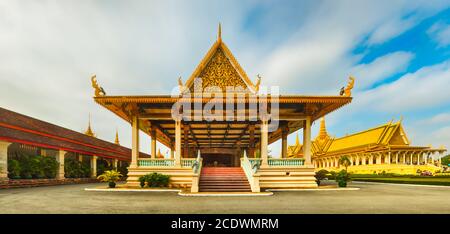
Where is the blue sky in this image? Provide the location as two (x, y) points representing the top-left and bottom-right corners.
(0, 0), (449, 157)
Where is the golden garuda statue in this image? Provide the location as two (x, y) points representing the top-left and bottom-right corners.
(340, 76), (355, 97)
(91, 75), (106, 97)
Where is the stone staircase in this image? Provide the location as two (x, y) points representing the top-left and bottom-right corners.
(199, 167), (251, 192)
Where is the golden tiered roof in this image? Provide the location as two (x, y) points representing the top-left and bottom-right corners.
(286, 117), (434, 158)
(320, 120), (408, 154)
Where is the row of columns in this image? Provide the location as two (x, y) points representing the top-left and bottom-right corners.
(314, 151), (444, 169)
(0, 140), (122, 180)
(130, 116), (313, 168)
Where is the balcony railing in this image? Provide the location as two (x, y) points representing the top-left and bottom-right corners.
(268, 158), (305, 166)
(246, 158), (305, 167)
(137, 158), (198, 168)
(138, 158), (175, 167)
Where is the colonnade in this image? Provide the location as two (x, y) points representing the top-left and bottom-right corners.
(313, 150), (444, 169)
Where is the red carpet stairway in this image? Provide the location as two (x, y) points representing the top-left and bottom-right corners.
(199, 167), (252, 192)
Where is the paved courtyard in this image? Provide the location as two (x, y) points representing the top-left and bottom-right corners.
(0, 182), (449, 214)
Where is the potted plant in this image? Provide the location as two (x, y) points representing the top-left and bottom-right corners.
(335, 169), (350, 187)
(97, 170), (123, 188)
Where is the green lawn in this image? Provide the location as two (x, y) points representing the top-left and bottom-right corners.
(352, 177), (450, 186)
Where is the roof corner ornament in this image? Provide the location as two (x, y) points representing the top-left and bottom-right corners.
(91, 75), (106, 97)
(341, 76), (355, 97)
(255, 74), (261, 92)
(178, 76), (187, 95)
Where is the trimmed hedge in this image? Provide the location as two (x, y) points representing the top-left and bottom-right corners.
(8, 154), (58, 179)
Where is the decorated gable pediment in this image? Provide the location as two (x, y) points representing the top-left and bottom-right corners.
(182, 25), (258, 94)
(195, 48), (248, 92)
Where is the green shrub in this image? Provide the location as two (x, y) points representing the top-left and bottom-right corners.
(138, 173), (170, 188)
(118, 161), (129, 178)
(8, 159), (21, 179)
(335, 170), (351, 187)
(41, 156), (58, 178)
(96, 159), (113, 176)
(315, 169), (328, 185)
(63, 158), (92, 178)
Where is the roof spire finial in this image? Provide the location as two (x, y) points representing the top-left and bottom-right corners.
(84, 113), (95, 137)
(295, 132), (300, 146)
(114, 127), (120, 145)
(218, 22), (222, 42)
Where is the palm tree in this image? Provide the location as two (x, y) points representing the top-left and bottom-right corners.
(339, 156), (351, 171)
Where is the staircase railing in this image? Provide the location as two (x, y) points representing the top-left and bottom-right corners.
(241, 152), (260, 192)
(190, 151), (203, 193)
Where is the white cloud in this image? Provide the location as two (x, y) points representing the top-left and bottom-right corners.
(367, 17), (417, 45)
(259, 1), (447, 94)
(350, 51), (414, 90)
(428, 21), (450, 47)
(356, 60), (450, 112)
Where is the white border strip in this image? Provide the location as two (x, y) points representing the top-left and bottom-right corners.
(178, 192), (274, 197)
(84, 188), (181, 192)
(267, 187), (360, 191)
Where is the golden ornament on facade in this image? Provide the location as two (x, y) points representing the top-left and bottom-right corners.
(91, 75), (106, 97)
(344, 76), (355, 97)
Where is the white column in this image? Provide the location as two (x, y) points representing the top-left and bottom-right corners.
(281, 126), (288, 158)
(175, 119), (182, 166)
(362, 155), (366, 165)
(403, 152), (406, 164)
(303, 116), (312, 165)
(90, 156), (97, 178)
(113, 158), (118, 169)
(260, 119), (269, 167)
(0, 141), (11, 180)
(376, 153), (381, 164)
(56, 150), (66, 180)
(151, 126), (157, 159)
(417, 153), (420, 165)
(130, 115), (140, 167)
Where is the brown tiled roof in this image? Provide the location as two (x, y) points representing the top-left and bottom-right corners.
(0, 107), (149, 161)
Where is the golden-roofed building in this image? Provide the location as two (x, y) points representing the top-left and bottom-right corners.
(288, 117), (447, 174)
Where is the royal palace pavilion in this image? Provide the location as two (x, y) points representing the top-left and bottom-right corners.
(91, 25), (354, 192)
